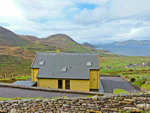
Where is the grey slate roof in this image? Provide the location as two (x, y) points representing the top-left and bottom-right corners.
(31, 52), (100, 80)
(12, 81), (37, 87)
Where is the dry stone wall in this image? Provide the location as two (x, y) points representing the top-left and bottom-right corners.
(0, 93), (150, 113)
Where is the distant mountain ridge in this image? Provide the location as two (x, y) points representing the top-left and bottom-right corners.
(0, 26), (97, 53)
(110, 39), (150, 45)
(82, 42), (97, 48)
(0, 26), (32, 46)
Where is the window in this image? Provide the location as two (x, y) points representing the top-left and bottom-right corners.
(39, 61), (45, 66)
(87, 62), (92, 66)
(61, 67), (67, 72)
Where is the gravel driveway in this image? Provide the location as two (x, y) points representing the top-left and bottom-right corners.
(100, 76), (141, 93)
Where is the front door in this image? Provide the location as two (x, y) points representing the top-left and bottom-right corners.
(90, 70), (98, 89)
(58, 80), (63, 89)
(65, 80), (70, 89)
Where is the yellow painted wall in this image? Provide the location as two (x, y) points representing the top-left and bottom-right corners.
(90, 70), (99, 89)
(97, 70), (100, 89)
(38, 79), (89, 91)
(63, 80), (65, 89)
(38, 79), (58, 88)
(70, 80), (89, 91)
(31, 68), (39, 82)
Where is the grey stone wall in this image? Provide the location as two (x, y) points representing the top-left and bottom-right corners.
(0, 93), (150, 113)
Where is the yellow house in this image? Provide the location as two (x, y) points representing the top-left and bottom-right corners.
(31, 52), (100, 92)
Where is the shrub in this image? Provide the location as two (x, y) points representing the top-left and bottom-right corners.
(12, 97), (21, 100)
(145, 81), (150, 85)
(10, 77), (15, 81)
(130, 77), (136, 82)
(129, 69), (133, 71)
(137, 75), (149, 85)
(125, 75), (128, 79)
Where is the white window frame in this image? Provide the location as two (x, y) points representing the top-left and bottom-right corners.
(61, 67), (67, 72)
(39, 61), (45, 66)
(87, 62), (92, 66)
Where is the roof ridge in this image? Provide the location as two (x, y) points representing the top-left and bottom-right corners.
(38, 52), (98, 55)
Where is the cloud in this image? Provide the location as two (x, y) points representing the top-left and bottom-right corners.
(73, 0), (150, 25)
(73, 0), (109, 4)
(0, 0), (150, 44)
(73, 7), (109, 25)
(13, 0), (74, 19)
(110, 0), (150, 18)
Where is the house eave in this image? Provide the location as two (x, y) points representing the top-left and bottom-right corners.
(37, 77), (89, 80)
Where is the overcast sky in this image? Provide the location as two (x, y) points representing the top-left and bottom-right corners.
(0, 0), (150, 44)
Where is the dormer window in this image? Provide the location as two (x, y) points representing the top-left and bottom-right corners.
(61, 67), (67, 72)
(39, 61), (45, 66)
(87, 62), (92, 66)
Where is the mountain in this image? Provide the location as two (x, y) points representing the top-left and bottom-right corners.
(0, 26), (32, 46)
(110, 39), (150, 45)
(36, 34), (97, 53)
(0, 27), (98, 54)
(82, 42), (96, 48)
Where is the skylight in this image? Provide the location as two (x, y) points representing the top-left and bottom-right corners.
(39, 61), (45, 66)
(87, 62), (92, 66)
(61, 67), (67, 72)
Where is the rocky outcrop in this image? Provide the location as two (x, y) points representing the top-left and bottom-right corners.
(0, 93), (150, 112)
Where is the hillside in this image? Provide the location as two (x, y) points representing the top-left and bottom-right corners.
(0, 46), (35, 61)
(0, 46), (35, 77)
(82, 42), (96, 48)
(0, 27), (32, 46)
(39, 34), (96, 53)
(18, 35), (40, 43)
(18, 34), (97, 53)
(0, 55), (32, 78)
(110, 39), (150, 45)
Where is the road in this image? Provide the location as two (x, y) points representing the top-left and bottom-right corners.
(0, 87), (87, 98)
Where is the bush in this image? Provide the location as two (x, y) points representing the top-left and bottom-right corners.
(12, 97), (21, 100)
(129, 69), (133, 71)
(145, 81), (150, 85)
(137, 75), (149, 85)
(130, 77), (136, 82)
(125, 75), (128, 79)
(10, 77), (15, 81)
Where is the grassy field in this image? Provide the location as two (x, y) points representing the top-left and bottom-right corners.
(0, 55), (31, 79)
(99, 53), (150, 91)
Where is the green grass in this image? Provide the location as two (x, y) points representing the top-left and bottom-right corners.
(141, 84), (150, 90)
(86, 95), (93, 97)
(132, 81), (141, 87)
(14, 76), (31, 80)
(113, 89), (130, 94)
(0, 97), (52, 101)
(45, 51), (56, 53)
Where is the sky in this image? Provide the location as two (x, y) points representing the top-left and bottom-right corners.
(0, 0), (150, 44)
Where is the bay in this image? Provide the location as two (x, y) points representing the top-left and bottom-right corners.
(93, 44), (150, 56)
